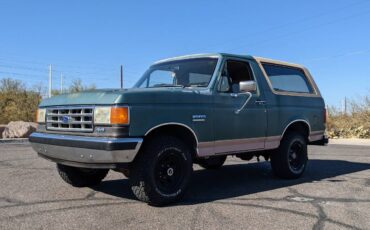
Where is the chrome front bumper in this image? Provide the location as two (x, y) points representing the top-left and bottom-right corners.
(29, 132), (143, 168)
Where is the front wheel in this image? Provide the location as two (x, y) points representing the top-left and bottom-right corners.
(129, 136), (193, 206)
(57, 164), (109, 187)
(270, 132), (308, 179)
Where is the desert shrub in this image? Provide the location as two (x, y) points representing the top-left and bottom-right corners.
(327, 95), (370, 138)
(0, 78), (41, 124)
(0, 78), (95, 124)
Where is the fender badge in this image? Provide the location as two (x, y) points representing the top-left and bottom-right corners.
(96, 127), (106, 133)
(192, 115), (206, 122)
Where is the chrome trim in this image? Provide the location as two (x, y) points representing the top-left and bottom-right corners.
(30, 132), (141, 145)
(281, 119), (311, 140)
(145, 122), (199, 146)
(235, 92), (253, 114)
(265, 135), (281, 149)
(198, 136), (266, 157)
(46, 106), (94, 132)
(30, 133), (143, 164)
(38, 152), (125, 169)
(309, 130), (325, 142)
(196, 121), (320, 158)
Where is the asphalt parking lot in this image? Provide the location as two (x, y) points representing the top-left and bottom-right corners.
(0, 143), (369, 230)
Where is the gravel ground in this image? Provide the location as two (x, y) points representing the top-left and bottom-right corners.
(0, 143), (369, 230)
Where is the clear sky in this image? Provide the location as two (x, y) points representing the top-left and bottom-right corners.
(1, 0), (369, 107)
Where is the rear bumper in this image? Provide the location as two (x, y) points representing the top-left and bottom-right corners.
(29, 132), (143, 168)
(309, 134), (329, 146)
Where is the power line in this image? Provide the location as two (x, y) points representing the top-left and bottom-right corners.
(0, 70), (45, 78)
(0, 61), (118, 77)
(0, 55), (118, 72)
(175, 0), (370, 54)
(225, 7), (370, 53)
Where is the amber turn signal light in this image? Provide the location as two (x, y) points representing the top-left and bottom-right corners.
(110, 107), (129, 125)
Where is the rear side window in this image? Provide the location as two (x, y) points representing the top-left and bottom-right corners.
(262, 64), (314, 94)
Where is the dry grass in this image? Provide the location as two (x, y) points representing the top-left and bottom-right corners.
(0, 78), (41, 124)
(327, 95), (370, 139)
(0, 78), (95, 125)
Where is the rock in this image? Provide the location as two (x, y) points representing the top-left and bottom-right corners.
(2, 121), (37, 138)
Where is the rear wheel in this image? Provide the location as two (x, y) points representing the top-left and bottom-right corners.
(57, 164), (109, 187)
(270, 132), (308, 179)
(198, 156), (227, 169)
(129, 136), (193, 206)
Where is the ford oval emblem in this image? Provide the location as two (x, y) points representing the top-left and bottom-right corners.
(62, 115), (71, 124)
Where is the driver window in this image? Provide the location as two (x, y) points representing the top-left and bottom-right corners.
(218, 60), (254, 93)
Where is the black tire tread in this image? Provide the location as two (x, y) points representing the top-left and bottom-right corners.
(129, 136), (192, 206)
(270, 132), (307, 179)
(57, 164), (109, 187)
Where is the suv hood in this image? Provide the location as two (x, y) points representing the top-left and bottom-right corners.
(39, 88), (211, 107)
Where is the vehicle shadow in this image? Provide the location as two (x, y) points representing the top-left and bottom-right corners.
(93, 159), (370, 205)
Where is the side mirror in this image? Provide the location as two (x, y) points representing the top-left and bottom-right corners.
(239, 80), (256, 93)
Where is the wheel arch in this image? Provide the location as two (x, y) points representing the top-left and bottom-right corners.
(142, 123), (199, 158)
(281, 119), (311, 142)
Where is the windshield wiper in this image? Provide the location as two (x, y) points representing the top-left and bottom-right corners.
(150, 83), (184, 88)
(184, 84), (208, 88)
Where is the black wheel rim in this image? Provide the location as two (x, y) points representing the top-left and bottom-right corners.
(154, 151), (185, 194)
(288, 141), (305, 173)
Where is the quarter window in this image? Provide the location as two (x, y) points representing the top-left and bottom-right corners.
(262, 64), (313, 94)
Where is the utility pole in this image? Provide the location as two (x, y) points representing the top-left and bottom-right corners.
(60, 73), (63, 93)
(120, 65), (123, 89)
(48, 64), (52, 98)
(342, 97), (347, 115)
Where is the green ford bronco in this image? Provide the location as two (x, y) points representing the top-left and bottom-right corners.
(30, 53), (328, 206)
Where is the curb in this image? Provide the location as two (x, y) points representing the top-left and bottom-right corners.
(0, 138), (29, 144)
(329, 138), (370, 146)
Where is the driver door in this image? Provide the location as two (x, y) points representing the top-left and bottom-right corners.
(212, 58), (267, 154)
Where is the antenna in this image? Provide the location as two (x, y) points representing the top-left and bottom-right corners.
(48, 64), (52, 97)
(120, 65), (123, 89)
(60, 73), (63, 93)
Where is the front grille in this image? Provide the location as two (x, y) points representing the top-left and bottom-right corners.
(46, 107), (94, 132)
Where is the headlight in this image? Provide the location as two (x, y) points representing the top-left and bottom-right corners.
(94, 106), (129, 125)
(36, 108), (46, 123)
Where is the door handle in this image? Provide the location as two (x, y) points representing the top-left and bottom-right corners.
(255, 100), (266, 105)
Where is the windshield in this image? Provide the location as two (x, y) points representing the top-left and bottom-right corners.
(134, 57), (218, 88)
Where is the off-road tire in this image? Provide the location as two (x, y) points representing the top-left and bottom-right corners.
(129, 136), (193, 206)
(57, 164), (109, 187)
(122, 168), (130, 178)
(270, 132), (308, 179)
(198, 156), (227, 169)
